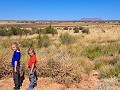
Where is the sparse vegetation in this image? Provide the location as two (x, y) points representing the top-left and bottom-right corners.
(0, 26), (58, 37)
(0, 27), (30, 36)
(0, 21), (120, 90)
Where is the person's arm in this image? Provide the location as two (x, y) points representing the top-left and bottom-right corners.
(14, 52), (20, 72)
(30, 63), (35, 75)
(14, 61), (17, 72)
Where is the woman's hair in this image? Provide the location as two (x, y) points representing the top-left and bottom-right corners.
(27, 48), (36, 54)
(12, 42), (20, 51)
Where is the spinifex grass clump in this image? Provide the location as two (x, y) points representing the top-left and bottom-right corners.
(93, 55), (120, 78)
(81, 44), (120, 59)
(81, 44), (103, 59)
(101, 60), (120, 78)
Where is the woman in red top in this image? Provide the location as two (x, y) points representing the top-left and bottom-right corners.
(27, 48), (37, 90)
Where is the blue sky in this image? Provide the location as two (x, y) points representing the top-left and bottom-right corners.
(0, 0), (120, 20)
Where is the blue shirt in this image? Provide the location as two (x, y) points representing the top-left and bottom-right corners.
(11, 51), (21, 67)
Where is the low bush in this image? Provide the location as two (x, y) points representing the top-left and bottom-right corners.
(44, 25), (58, 36)
(81, 45), (103, 59)
(81, 28), (90, 34)
(37, 34), (51, 48)
(60, 33), (77, 45)
(73, 27), (80, 33)
(63, 27), (69, 30)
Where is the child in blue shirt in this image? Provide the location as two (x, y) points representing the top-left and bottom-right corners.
(11, 42), (21, 90)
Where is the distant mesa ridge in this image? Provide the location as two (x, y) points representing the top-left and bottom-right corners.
(81, 18), (102, 21)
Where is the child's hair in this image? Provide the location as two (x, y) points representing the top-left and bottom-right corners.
(12, 42), (20, 51)
(27, 48), (36, 54)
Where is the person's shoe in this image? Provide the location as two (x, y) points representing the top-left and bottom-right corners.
(33, 83), (37, 88)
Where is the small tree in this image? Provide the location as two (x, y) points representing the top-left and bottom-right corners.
(82, 28), (90, 34)
(73, 27), (80, 33)
(45, 25), (58, 36)
(63, 27), (69, 30)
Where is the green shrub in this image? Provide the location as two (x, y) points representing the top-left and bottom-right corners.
(63, 27), (69, 30)
(0, 29), (11, 36)
(73, 27), (79, 33)
(60, 33), (76, 45)
(101, 67), (120, 78)
(44, 25), (58, 35)
(81, 45), (103, 59)
(0, 26), (58, 36)
(10, 27), (30, 36)
(81, 28), (90, 34)
(37, 34), (51, 48)
(81, 44), (120, 59)
(102, 44), (120, 56)
(0, 27), (30, 36)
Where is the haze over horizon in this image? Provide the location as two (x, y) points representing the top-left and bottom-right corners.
(0, 0), (120, 20)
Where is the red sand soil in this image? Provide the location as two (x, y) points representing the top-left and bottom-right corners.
(0, 71), (99, 90)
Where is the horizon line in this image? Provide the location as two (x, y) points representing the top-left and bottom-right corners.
(0, 19), (120, 21)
